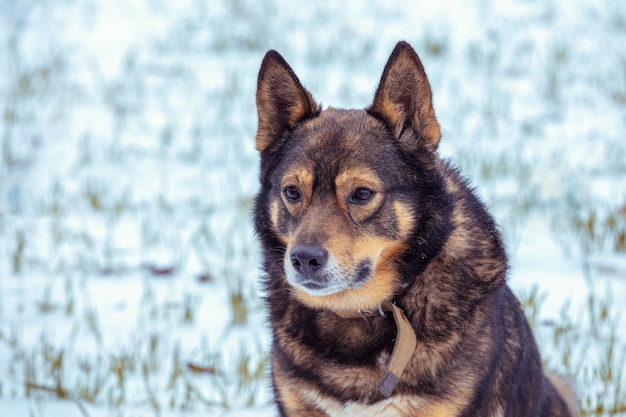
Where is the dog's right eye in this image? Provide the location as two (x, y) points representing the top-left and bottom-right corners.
(283, 186), (302, 202)
(349, 187), (375, 204)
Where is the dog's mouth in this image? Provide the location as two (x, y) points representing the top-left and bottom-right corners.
(285, 257), (373, 296)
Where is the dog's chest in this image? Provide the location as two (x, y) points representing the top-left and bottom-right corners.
(302, 389), (425, 417)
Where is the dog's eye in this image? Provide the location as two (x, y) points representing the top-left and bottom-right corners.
(284, 186), (302, 202)
(349, 188), (375, 204)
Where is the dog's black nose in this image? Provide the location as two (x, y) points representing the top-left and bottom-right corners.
(290, 245), (328, 275)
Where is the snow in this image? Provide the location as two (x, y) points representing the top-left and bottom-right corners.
(1, 0), (625, 415)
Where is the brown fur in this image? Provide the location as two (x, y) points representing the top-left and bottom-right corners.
(253, 41), (576, 416)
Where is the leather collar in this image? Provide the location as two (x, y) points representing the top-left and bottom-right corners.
(333, 301), (417, 397)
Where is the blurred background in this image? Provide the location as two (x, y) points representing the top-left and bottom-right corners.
(1, 0), (625, 416)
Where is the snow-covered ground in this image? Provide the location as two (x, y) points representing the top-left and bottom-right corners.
(1, 0), (625, 416)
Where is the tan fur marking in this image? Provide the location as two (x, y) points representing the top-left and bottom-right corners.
(297, 386), (464, 417)
(274, 373), (327, 416)
(393, 201), (415, 239)
(336, 168), (382, 190)
(281, 167), (313, 191)
(281, 167), (314, 217)
(376, 100), (405, 139)
(269, 199), (288, 245)
(270, 199), (280, 228)
(446, 208), (472, 257)
(422, 403), (461, 417)
(293, 231), (407, 313)
(335, 168), (384, 221)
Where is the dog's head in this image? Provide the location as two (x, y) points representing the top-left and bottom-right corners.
(254, 42), (450, 314)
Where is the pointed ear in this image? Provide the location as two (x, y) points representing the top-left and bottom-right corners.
(255, 51), (321, 152)
(369, 41), (441, 154)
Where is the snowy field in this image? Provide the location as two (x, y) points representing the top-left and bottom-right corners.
(1, 0), (625, 416)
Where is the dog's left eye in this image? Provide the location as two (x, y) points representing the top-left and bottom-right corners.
(349, 188), (375, 204)
(284, 186), (302, 202)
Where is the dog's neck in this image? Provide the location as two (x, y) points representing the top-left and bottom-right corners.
(332, 301), (417, 398)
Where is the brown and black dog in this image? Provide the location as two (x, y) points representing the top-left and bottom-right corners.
(253, 41), (576, 417)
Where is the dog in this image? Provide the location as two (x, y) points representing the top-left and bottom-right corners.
(253, 41), (576, 417)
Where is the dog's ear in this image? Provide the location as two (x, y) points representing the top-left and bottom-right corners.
(255, 51), (321, 152)
(369, 41), (441, 154)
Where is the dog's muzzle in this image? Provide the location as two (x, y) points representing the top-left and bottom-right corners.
(286, 245), (372, 296)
